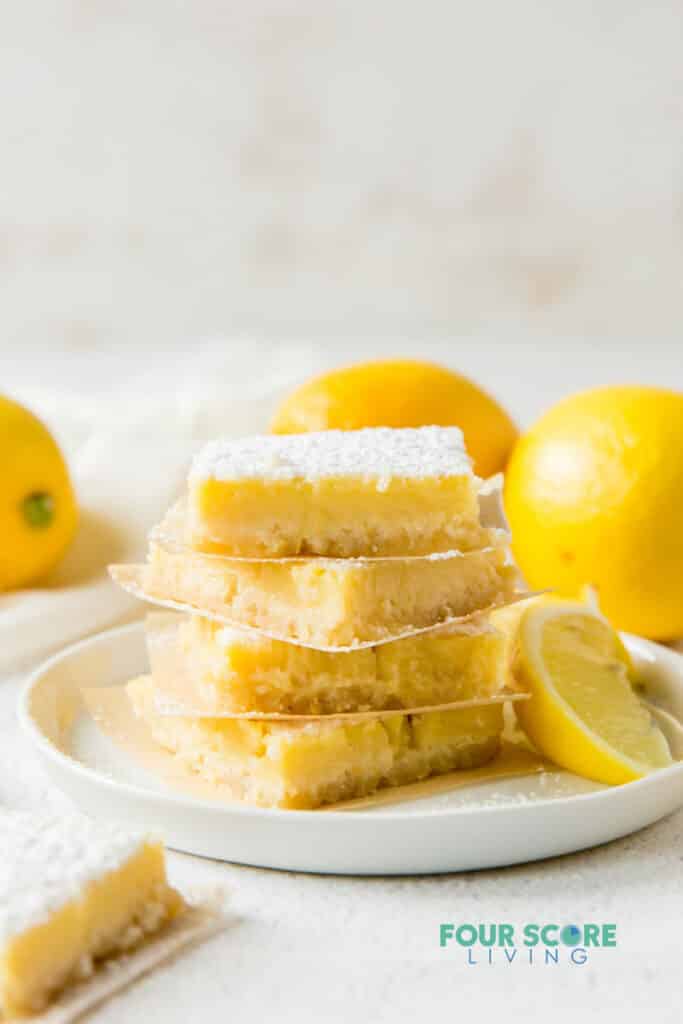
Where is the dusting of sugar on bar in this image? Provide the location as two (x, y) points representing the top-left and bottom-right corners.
(0, 812), (143, 943)
(189, 427), (471, 483)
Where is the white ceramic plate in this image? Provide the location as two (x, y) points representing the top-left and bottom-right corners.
(19, 622), (683, 875)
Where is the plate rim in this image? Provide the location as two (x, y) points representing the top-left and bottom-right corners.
(18, 619), (683, 823)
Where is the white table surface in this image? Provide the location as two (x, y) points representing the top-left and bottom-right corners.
(2, 336), (683, 1022)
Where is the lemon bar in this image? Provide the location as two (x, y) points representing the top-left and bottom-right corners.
(121, 539), (518, 648)
(0, 812), (182, 1018)
(165, 615), (506, 714)
(188, 426), (485, 557)
(128, 675), (503, 809)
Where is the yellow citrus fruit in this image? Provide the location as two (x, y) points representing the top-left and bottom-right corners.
(491, 587), (634, 676)
(0, 396), (78, 591)
(505, 386), (683, 640)
(271, 359), (517, 478)
(514, 603), (672, 784)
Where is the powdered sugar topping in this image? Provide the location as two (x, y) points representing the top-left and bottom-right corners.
(0, 812), (148, 942)
(189, 427), (472, 483)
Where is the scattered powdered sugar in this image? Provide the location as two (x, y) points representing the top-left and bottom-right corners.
(189, 426), (471, 483)
(0, 811), (146, 942)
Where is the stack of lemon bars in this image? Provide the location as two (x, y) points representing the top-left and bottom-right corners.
(112, 426), (527, 809)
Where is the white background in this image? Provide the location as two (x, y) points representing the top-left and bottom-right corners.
(1, 2), (682, 360)
(1, 3), (683, 1021)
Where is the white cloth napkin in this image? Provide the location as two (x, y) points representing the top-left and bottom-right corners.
(0, 340), (324, 675)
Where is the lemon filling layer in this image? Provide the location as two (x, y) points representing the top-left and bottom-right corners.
(127, 675), (503, 809)
(187, 427), (481, 557)
(171, 616), (506, 714)
(0, 813), (182, 1018)
(132, 541), (518, 648)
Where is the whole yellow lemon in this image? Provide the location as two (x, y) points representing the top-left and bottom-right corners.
(505, 386), (683, 640)
(0, 396), (78, 591)
(271, 359), (517, 478)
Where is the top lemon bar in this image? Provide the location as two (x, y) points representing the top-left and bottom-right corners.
(187, 426), (483, 557)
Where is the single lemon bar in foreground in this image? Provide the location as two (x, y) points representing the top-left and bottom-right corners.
(187, 427), (484, 557)
(115, 539), (517, 649)
(0, 812), (182, 1018)
(165, 615), (507, 714)
(128, 675), (504, 809)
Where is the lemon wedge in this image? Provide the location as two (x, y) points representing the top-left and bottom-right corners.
(514, 603), (673, 784)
